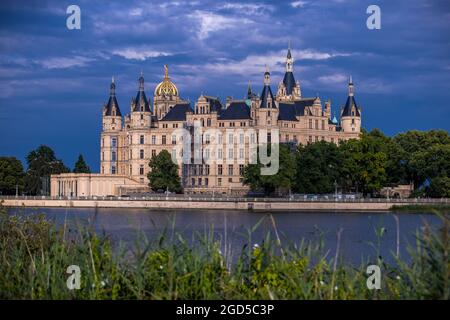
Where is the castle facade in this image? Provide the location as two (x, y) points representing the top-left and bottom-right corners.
(51, 48), (362, 197)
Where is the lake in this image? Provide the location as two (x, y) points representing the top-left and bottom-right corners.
(6, 207), (443, 265)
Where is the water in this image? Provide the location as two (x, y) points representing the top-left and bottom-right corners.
(6, 207), (443, 264)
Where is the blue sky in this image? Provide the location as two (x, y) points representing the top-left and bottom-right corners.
(0, 0), (449, 171)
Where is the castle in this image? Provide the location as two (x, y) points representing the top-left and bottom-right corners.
(50, 47), (362, 197)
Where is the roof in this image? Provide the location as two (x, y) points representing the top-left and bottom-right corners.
(260, 85), (276, 108)
(282, 71), (296, 95)
(341, 95), (361, 117)
(160, 103), (193, 121)
(104, 81), (122, 116)
(219, 101), (251, 120)
(278, 98), (315, 121)
(133, 75), (151, 112)
(104, 96), (122, 116)
(203, 96), (223, 112)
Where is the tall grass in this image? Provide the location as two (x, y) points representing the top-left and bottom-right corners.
(0, 205), (448, 300)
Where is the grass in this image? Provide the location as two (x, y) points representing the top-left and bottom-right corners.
(0, 205), (449, 300)
(391, 204), (450, 212)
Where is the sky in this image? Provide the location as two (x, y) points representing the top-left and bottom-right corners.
(0, 0), (449, 172)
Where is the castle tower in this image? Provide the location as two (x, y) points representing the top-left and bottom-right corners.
(340, 76), (361, 134)
(153, 65), (181, 120)
(257, 67), (278, 128)
(130, 72), (151, 129)
(276, 44), (302, 102)
(101, 77), (123, 175)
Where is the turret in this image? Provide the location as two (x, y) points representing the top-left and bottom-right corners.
(340, 76), (361, 133)
(102, 77), (122, 131)
(130, 72), (151, 128)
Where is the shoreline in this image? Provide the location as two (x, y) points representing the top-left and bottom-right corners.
(2, 198), (449, 211)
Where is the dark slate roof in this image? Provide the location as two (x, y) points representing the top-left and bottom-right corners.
(160, 103), (192, 121)
(104, 96), (122, 116)
(203, 96), (223, 112)
(260, 85), (276, 108)
(278, 103), (298, 121)
(133, 90), (151, 112)
(278, 98), (316, 121)
(282, 71), (296, 95)
(341, 95), (361, 117)
(104, 82), (122, 116)
(219, 101), (251, 120)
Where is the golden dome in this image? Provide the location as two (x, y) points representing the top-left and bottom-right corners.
(154, 65), (178, 96)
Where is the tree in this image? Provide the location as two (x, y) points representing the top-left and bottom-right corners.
(294, 141), (342, 194)
(428, 176), (450, 198)
(340, 131), (387, 195)
(24, 145), (70, 195)
(147, 150), (182, 193)
(0, 157), (25, 195)
(242, 144), (296, 195)
(73, 154), (91, 173)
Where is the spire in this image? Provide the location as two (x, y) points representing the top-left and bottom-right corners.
(286, 43), (293, 72)
(264, 65), (270, 86)
(110, 76), (116, 96)
(247, 80), (252, 98)
(348, 75), (354, 97)
(139, 72), (144, 91)
(164, 64), (169, 79)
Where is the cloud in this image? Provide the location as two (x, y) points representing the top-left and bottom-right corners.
(290, 1), (308, 8)
(189, 10), (252, 40)
(298, 49), (351, 60)
(112, 48), (172, 61)
(37, 56), (93, 69)
(217, 3), (275, 15)
(129, 8), (143, 16)
(318, 73), (348, 84)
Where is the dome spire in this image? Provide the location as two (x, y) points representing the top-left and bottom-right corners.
(164, 64), (169, 79)
(139, 72), (144, 91)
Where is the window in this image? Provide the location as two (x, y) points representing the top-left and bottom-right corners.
(172, 135), (176, 144)
(140, 135), (144, 144)
(151, 150), (156, 157)
(102, 138), (104, 147)
(205, 134), (210, 144)
(309, 136), (312, 143)
(111, 137), (117, 147)
(309, 119), (313, 129)
(205, 149), (210, 159)
(218, 164), (223, 175)
(218, 134), (223, 144)
(352, 118), (355, 124)
(162, 135), (166, 145)
(111, 166), (116, 174)
(267, 132), (271, 144)
(172, 149), (177, 160)
(129, 165), (132, 175)
(218, 178), (222, 186)
(322, 120), (325, 130)
(152, 135), (156, 144)
(198, 178), (202, 186)
(140, 149), (144, 159)
(228, 133), (234, 144)
(111, 151), (117, 162)
(205, 164), (210, 175)
(228, 164), (233, 176)
(207, 118), (211, 126)
(191, 178), (195, 186)
(205, 178), (209, 186)
(239, 164), (244, 175)
(140, 114), (144, 120)
(315, 119), (319, 129)
(240, 133), (244, 144)
(285, 134), (289, 142)
(139, 165), (144, 175)
(102, 152), (104, 161)
(315, 136), (319, 142)
(218, 148), (223, 159)
(102, 166), (104, 174)
(228, 148), (234, 159)
(239, 148), (244, 159)
(228, 178), (233, 183)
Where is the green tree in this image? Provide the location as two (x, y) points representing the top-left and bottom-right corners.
(428, 176), (450, 198)
(0, 157), (25, 195)
(294, 141), (342, 194)
(147, 150), (182, 193)
(340, 131), (387, 195)
(242, 144), (296, 195)
(24, 145), (70, 195)
(73, 154), (91, 173)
